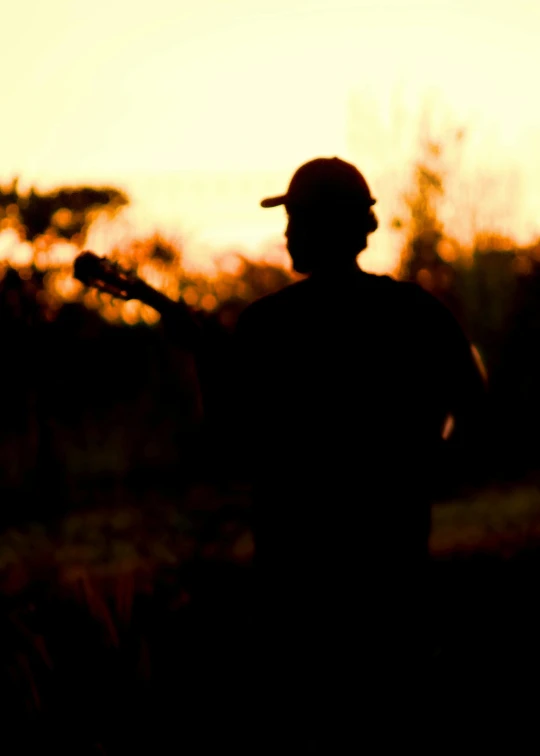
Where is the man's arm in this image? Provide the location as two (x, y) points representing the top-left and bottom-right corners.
(434, 300), (491, 486)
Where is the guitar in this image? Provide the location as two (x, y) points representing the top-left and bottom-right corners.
(73, 250), (203, 348)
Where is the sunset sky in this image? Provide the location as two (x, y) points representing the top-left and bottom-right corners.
(2, 0), (540, 272)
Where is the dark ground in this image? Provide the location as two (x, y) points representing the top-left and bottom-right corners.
(0, 479), (539, 754)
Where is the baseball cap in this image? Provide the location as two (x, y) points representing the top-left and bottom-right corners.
(260, 157), (376, 210)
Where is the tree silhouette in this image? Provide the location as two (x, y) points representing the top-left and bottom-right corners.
(393, 136), (459, 309)
(0, 177), (128, 242)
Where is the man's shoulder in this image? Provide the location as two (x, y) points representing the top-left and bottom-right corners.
(380, 276), (452, 315)
(369, 273), (431, 299)
(355, 272), (443, 311)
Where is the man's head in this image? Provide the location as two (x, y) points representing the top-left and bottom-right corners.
(260, 157), (378, 274)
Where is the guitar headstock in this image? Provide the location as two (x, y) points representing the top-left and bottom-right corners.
(73, 251), (140, 301)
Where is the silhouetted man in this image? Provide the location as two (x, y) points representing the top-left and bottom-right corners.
(229, 157), (487, 752)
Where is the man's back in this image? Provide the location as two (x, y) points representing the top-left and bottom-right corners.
(233, 268), (480, 534)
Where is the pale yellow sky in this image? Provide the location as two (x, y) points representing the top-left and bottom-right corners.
(3, 0), (540, 272)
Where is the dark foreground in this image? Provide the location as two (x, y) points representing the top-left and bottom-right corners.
(1, 481), (539, 754)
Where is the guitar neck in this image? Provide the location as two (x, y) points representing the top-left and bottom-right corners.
(73, 250), (206, 350)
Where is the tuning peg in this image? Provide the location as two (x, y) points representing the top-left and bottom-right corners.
(73, 250), (101, 285)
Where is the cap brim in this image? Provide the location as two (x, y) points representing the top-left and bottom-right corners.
(260, 195), (287, 208)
